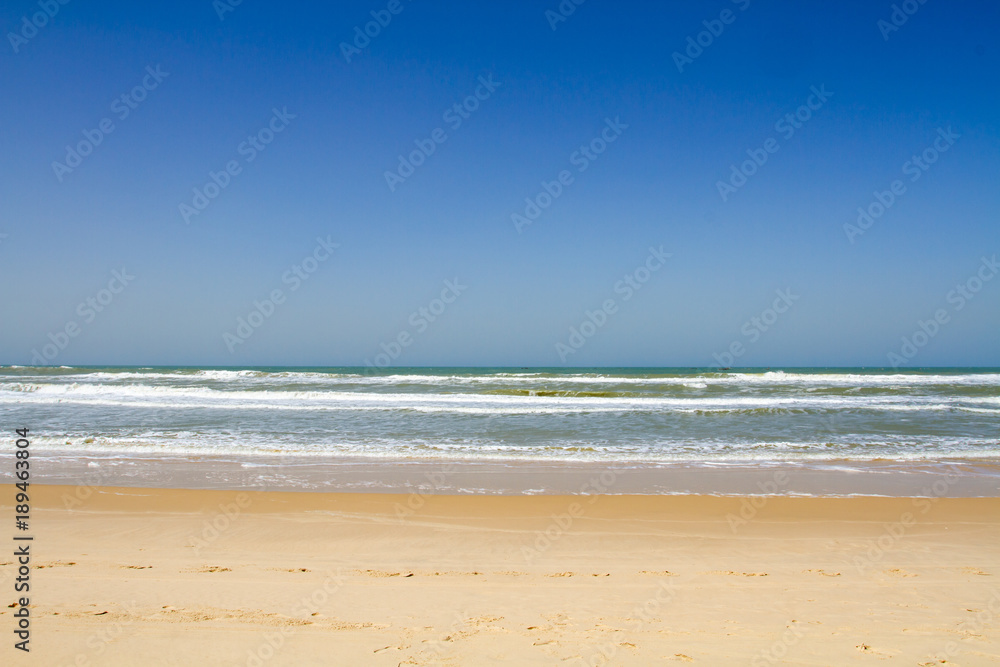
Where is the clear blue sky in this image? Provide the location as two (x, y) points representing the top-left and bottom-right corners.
(1, 0), (998, 367)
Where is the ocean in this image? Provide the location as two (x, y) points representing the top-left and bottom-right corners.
(3, 366), (999, 494)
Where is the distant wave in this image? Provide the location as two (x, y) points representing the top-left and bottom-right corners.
(3, 367), (1000, 388)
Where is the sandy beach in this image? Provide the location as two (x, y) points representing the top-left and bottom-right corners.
(3, 485), (998, 666)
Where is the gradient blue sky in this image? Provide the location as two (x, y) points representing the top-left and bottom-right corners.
(2, 0), (998, 366)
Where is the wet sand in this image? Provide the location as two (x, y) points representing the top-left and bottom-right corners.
(26, 450), (1000, 496)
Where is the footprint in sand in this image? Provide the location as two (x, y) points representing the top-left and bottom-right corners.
(703, 570), (768, 577)
(804, 569), (841, 577)
(961, 567), (990, 576)
(467, 615), (503, 627)
(197, 566), (232, 573)
(885, 568), (916, 578)
(372, 645), (404, 654)
(122, 565), (152, 569)
(856, 643), (892, 657)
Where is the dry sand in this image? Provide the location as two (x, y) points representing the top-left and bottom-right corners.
(2, 486), (999, 665)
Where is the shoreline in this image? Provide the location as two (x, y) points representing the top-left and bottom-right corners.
(19, 450), (1000, 497)
(3, 486), (999, 665)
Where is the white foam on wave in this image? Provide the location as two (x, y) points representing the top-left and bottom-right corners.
(23, 432), (1000, 463)
(3, 368), (999, 388)
(2, 381), (993, 414)
(340, 371), (1000, 387)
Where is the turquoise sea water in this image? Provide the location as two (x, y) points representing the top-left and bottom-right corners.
(1, 366), (998, 465)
